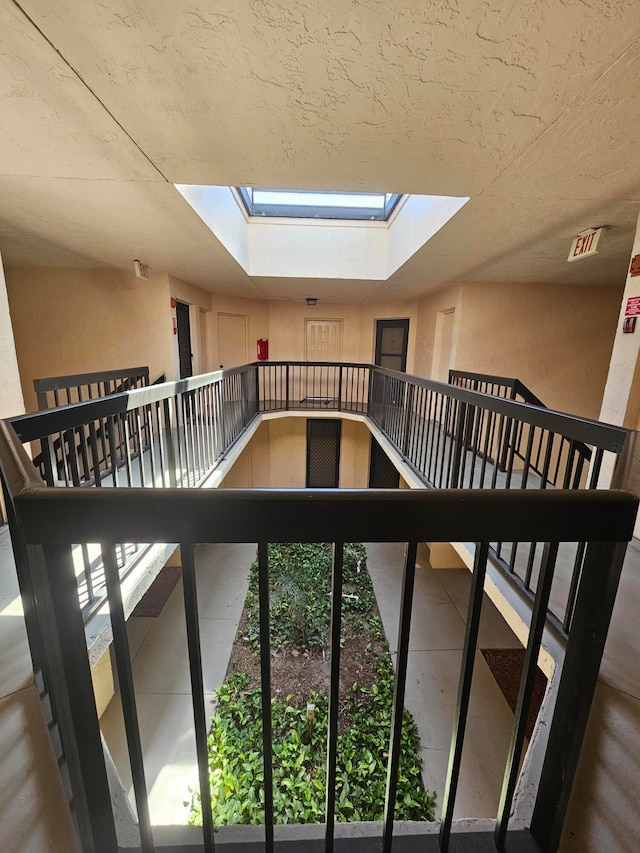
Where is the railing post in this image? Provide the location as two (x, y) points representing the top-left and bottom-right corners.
(39, 542), (118, 852)
(337, 364), (343, 412)
(450, 400), (468, 488)
(162, 397), (178, 488)
(286, 363), (290, 410)
(401, 382), (414, 459)
(499, 386), (518, 471)
(530, 540), (629, 852)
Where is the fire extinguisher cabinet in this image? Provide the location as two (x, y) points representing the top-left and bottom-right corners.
(257, 339), (269, 360)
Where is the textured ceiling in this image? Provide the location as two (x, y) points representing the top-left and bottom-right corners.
(1, 0), (639, 301)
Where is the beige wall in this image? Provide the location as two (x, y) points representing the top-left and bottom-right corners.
(266, 300), (419, 371)
(454, 282), (620, 419)
(339, 419), (371, 488)
(5, 267), (175, 412)
(210, 294), (269, 369)
(221, 415), (372, 489)
(0, 254), (26, 420)
(414, 283), (463, 379)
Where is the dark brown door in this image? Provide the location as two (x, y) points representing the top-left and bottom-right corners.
(375, 319), (409, 372)
(176, 302), (193, 379)
(306, 420), (341, 488)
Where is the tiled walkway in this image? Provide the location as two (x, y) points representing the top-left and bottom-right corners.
(101, 540), (522, 825)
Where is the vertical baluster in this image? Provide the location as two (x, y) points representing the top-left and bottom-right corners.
(145, 405), (158, 487)
(102, 545), (154, 853)
(382, 541), (418, 853)
(180, 543), (216, 852)
(257, 542), (274, 853)
(325, 543), (344, 852)
(495, 542), (560, 850)
(439, 541), (490, 851)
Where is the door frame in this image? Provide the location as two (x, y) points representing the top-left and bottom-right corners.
(218, 312), (248, 369)
(304, 318), (344, 362)
(176, 300), (193, 379)
(374, 318), (409, 371)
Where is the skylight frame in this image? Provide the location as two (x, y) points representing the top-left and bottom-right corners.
(237, 187), (402, 221)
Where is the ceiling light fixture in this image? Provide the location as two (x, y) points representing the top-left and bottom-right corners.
(306, 297), (318, 306)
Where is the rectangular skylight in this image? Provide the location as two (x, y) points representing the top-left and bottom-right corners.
(238, 188), (401, 221)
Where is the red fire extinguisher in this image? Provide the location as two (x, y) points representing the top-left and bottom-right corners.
(257, 339), (269, 360)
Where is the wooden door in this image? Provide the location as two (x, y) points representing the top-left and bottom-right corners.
(305, 319), (343, 362)
(218, 313), (248, 369)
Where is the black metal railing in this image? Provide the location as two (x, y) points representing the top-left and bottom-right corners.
(449, 369), (592, 478)
(9, 361), (629, 633)
(13, 365), (258, 611)
(0, 416), (636, 853)
(34, 365), (150, 410)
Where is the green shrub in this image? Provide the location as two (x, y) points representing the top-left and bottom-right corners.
(188, 662), (436, 826)
(188, 542), (437, 827)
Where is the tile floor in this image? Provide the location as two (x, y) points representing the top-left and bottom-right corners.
(100, 541), (255, 825)
(0, 526), (79, 852)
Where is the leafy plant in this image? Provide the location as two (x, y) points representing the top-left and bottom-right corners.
(188, 665), (436, 826)
(188, 542), (436, 827)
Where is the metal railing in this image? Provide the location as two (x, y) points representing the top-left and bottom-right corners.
(449, 369), (592, 478)
(0, 417), (636, 853)
(34, 365), (150, 410)
(8, 362), (629, 633)
(13, 365), (258, 611)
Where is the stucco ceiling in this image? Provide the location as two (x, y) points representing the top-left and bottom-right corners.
(1, 0), (639, 302)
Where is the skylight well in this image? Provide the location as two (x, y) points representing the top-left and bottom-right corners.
(238, 188), (401, 221)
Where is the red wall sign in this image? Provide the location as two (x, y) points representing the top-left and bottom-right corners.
(625, 296), (640, 317)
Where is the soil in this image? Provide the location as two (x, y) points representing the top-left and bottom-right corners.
(226, 608), (388, 709)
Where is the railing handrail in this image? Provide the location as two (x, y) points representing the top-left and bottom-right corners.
(11, 483), (637, 546)
(449, 368), (554, 412)
(12, 361), (628, 454)
(13, 364), (256, 443)
(449, 369), (518, 391)
(33, 365), (150, 394)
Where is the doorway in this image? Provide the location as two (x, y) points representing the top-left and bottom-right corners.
(375, 319), (409, 371)
(306, 420), (341, 487)
(305, 319), (343, 361)
(218, 313), (248, 369)
(368, 437), (400, 488)
(432, 309), (456, 381)
(176, 302), (193, 379)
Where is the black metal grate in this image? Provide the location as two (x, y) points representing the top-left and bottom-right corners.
(369, 436), (400, 488)
(306, 419), (341, 487)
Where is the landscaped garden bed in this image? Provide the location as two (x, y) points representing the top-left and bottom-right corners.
(188, 543), (436, 826)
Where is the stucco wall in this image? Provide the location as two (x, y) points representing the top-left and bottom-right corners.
(413, 283), (462, 379)
(0, 254), (26, 420)
(209, 293), (269, 369)
(220, 415), (372, 489)
(266, 300), (418, 370)
(5, 267), (175, 413)
(455, 282), (621, 418)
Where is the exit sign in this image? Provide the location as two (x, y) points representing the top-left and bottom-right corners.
(567, 228), (604, 262)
